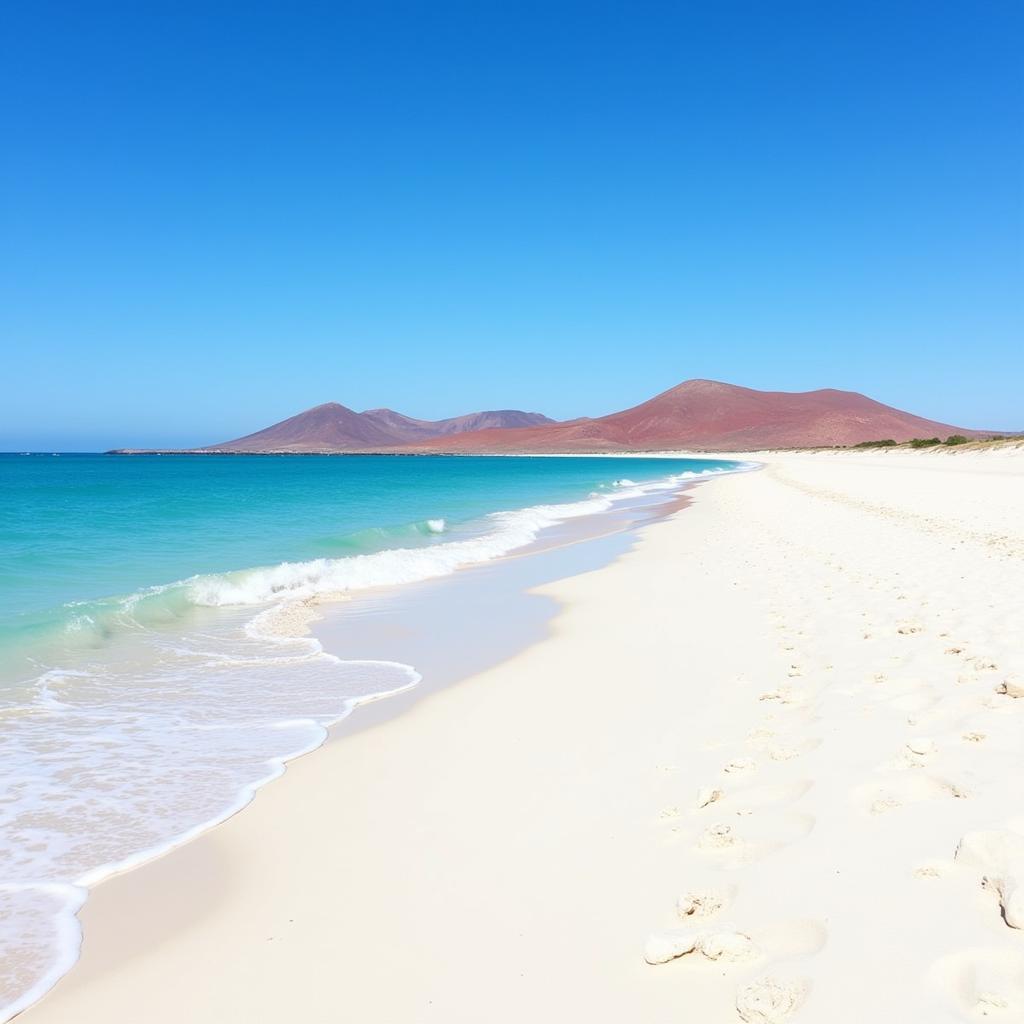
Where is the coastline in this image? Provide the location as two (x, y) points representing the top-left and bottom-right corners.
(1, 454), (736, 1022)
(2, 459), (723, 1021)
(22, 448), (1024, 1022)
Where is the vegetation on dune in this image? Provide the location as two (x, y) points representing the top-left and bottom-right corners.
(842, 434), (1017, 451)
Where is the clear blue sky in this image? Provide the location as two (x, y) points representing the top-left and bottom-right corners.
(2, 1), (1021, 449)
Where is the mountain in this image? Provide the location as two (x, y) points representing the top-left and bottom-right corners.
(200, 403), (554, 452)
(360, 408), (555, 440)
(112, 380), (986, 454)
(401, 380), (984, 453)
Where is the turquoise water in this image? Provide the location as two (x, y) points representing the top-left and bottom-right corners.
(0, 451), (742, 1020)
(2, 453), (719, 656)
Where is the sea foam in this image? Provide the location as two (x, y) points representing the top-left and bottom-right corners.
(181, 469), (719, 611)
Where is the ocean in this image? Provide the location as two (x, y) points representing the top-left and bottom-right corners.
(0, 451), (743, 1017)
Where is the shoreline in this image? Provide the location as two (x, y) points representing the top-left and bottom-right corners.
(12, 476), (689, 1023)
(308, 485), (697, 745)
(21, 447), (1024, 1022)
(104, 435), (1023, 457)
(5, 461), (721, 1021)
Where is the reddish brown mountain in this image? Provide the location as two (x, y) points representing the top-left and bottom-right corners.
(403, 380), (983, 453)
(200, 403), (553, 453)
(113, 380), (986, 454)
(360, 408), (555, 441)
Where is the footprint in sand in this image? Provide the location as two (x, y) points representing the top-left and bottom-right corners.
(887, 737), (939, 770)
(969, 656), (1000, 672)
(642, 928), (700, 964)
(758, 686), (810, 706)
(995, 676), (1024, 700)
(959, 661), (1003, 688)
(913, 859), (954, 880)
(645, 917), (825, 972)
(861, 676), (939, 716)
(677, 885), (735, 919)
(697, 775), (814, 816)
(897, 621), (924, 635)
(698, 822), (740, 851)
(699, 930), (760, 962)
(643, 927), (760, 965)
(852, 774), (967, 815)
(756, 737), (821, 762)
(710, 779), (814, 818)
(929, 948), (1024, 1019)
(955, 829), (1024, 929)
(736, 975), (810, 1023)
(695, 814), (815, 867)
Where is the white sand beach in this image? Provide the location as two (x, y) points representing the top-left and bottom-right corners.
(23, 446), (1024, 1023)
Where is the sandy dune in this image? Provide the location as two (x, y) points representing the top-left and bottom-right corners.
(23, 448), (1024, 1023)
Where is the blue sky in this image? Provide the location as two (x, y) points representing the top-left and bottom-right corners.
(2, 1), (1021, 449)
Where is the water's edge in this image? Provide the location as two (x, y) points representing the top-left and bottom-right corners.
(7, 460), (756, 1021)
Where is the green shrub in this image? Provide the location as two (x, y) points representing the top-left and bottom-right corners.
(909, 437), (941, 448)
(853, 439), (897, 448)
(944, 435), (969, 446)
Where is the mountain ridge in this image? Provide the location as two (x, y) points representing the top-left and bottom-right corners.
(196, 403), (555, 453)
(402, 379), (988, 452)
(110, 380), (992, 453)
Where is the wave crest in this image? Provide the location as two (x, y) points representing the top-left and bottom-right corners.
(180, 465), (736, 611)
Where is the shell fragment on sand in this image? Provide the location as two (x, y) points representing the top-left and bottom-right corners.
(696, 787), (723, 809)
